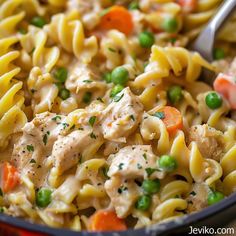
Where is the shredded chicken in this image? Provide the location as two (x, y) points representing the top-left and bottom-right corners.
(100, 88), (143, 142)
(105, 145), (164, 218)
(188, 124), (224, 161)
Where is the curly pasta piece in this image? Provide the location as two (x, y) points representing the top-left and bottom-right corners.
(0, 0), (44, 38)
(0, 49), (27, 149)
(189, 142), (222, 186)
(44, 13), (98, 63)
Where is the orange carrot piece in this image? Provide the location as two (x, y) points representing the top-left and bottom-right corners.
(213, 73), (236, 109)
(99, 6), (133, 35)
(176, 0), (197, 13)
(160, 106), (183, 134)
(2, 162), (19, 193)
(89, 210), (127, 231)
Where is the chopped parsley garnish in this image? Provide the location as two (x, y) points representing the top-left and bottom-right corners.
(0, 188), (3, 197)
(83, 80), (92, 83)
(78, 154), (83, 164)
(190, 191), (196, 196)
(113, 93), (124, 102)
(27, 145), (34, 152)
(97, 97), (104, 103)
(90, 132), (97, 139)
(30, 159), (36, 164)
(117, 186), (128, 194)
(102, 166), (109, 179)
(130, 115), (135, 121)
(0, 207), (4, 213)
(108, 47), (117, 53)
(62, 123), (69, 129)
(78, 127), (84, 130)
(43, 132), (50, 145)
(153, 112), (165, 119)
(145, 168), (159, 177)
(118, 163), (124, 170)
(143, 153), (147, 160)
(52, 115), (61, 121)
(89, 116), (96, 127)
(137, 163), (142, 169)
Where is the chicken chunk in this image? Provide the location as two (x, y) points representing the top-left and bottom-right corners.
(186, 183), (210, 213)
(188, 124), (224, 161)
(51, 129), (103, 176)
(66, 62), (107, 103)
(105, 145), (164, 218)
(100, 88), (143, 142)
(11, 112), (66, 186)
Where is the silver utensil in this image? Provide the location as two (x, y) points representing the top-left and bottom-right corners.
(191, 0), (236, 84)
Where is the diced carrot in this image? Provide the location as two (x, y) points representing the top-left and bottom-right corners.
(2, 162), (19, 193)
(98, 6), (133, 35)
(176, 0), (197, 13)
(89, 210), (127, 231)
(160, 106), (183, 134)
(213, 73), (236, 109)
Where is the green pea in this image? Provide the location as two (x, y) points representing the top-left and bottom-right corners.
(142, 179), (160, 194)
(83, 91), (92, 103)
(103, 72), (112, 83)
(59, 88), (70, 100)
(111, 66), (129, 85)
(110, 84), (124, 97)
(129, 2), (139, 10)
(31, 16), (46, 28)
(207, 191), (224, 206)
(158, 155), (177, 172)
(135, 195), (151, 211)
(54, 67), (68, 83)
(205, 92), (222, 109)
(162, 18), (178, 33)
(36, 188), (52, 208)
(139, 31), (155, 48)
(213, 48), (225, 60)
(167, 85), (183, 104)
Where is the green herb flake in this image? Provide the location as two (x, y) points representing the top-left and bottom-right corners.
(43, 133), (49, 145)
(190, 191), (196, 196)
(118, 163), (124, 170)
(27, 145), (34, 152)
(102, 166), (109, 179)
(153, 111), (165, 119)
(145, 168), (158, 177)
(52, 115), (61, 121)
(143, 153), (147, 160)
(83, 80), (92, 83)
(90, 132), (97, 139)
(30, 159), (36, 164)
(113, 93), (124, 102)
(137, 163), (142, 169)
(108, 47), (117, 53)
(117, 186), (128, 194)
(97, 97), (104, 103)
(62, 123), (69, 129)
(0, 207), (4, 213)
(130, 115), (135, 121)
(89, 116), (96, 127)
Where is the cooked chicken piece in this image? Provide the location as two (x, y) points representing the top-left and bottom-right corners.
(51, 129), (103, 176)
(188, 124), (224, 161)
(65, 62), (107, 102)
(105, 178), (140, 218)
(105, 145), (165, 217)
(100, 88), (143, 142)
(186, 183), (210, 213)
(11, 112), (66, 186)
(107, 145), (164, 179)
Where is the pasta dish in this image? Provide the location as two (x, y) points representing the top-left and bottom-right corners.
(0, 0), (236, 232)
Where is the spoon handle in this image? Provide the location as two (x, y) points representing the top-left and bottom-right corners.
(192, 0), (236, 61)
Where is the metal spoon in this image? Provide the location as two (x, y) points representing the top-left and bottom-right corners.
(191, 0), (236, 84)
